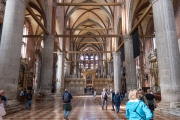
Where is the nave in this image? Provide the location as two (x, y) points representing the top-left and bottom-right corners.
(3, 96), (180, 120)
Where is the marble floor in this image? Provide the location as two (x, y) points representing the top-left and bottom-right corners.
(3, 95), (180, 120)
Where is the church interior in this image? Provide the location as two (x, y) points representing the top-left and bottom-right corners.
(0, 0), (180, 119)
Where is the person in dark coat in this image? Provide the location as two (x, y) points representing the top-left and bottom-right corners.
(113, 91), (122, 113)
(110, 89), (115, 111)
(62, 89), (73, 120)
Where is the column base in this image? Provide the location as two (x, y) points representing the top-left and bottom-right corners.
(38, 89), (54, 101)
(55, 93), (62, 97)
(7, 100), (20, 107)
(157, 101), (180, 117)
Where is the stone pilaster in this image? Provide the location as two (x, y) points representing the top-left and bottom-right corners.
(0, 0), (28, 103)
(150, 0), (180, 109)
(65, 61), (71, 78)
(40, 35), (54, 98)
(113, 52), (121, 92)
(55, 52), (65, 96)
(124, 35), (137, 90)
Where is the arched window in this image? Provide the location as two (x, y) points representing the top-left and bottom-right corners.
(153, 38), (156, 49)
(21, 25), (28, 58)
(41, 40), (44, 48)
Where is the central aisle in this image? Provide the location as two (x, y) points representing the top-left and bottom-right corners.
(4, 95), (180, 120)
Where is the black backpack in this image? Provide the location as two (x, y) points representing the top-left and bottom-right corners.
(63, 93), (70, 103)
(26, 93), (32, 100)
(103, 92), (108, 99)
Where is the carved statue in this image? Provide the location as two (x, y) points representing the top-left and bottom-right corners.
(148, 49), (160, 93)
(136, 65), (142, 89)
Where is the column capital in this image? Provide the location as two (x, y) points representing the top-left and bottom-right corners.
(123, 35), (131, 41)
(107, 60), (113, 63)
(149, 0), (158, 4)
(112, 51), (120, 56)
(57, 52), (65, 56)
(44, 35), (55, 40)
(53, 2), (57, 7)
(65, 61), (71, 63)
(19, 0), (29, 4)
(120, 2), (126, 7)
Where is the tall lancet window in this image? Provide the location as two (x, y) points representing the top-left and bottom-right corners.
(153, 38), (156, 49)
(21, 25), (28, 58)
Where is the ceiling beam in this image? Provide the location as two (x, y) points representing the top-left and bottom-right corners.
(129, 4), (152, 35)
(72, 42), (106, 44)
(23, 35), (154, 38)
(26, 4), (50, 35)
(23, 34), (121, 38)
(66, 28), (112, 30)
(55, 35), (122, 38)
(72, 60), (106, 61)
(57, 2), (122, 6)
(54, 51), (112, 54)
(116, 41), (124, 52)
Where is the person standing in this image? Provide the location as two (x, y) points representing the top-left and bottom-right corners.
(93, 89), (96, 98)
(110, 89), (115, 111)
(113, 91), (122, 113)
(62, 89), (73, 120)
(126, 89), (152, 120)
(145, 89), (157, 119)
(0, 95), (6, 120)
(101, 88), (108, 110)
(26, 90), (32, 109)
(0, 90), (7, 108)
(138, 90), (148, 106)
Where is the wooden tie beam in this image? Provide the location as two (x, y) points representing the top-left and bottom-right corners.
(72, 42), (106, 44)
(66, 28), (112, 30)
(129, 4), (152, 35)
(72, 60), (106, 61)
(55, 34), (122, 38)
(23, 34), (121, 38)
(57, 2), (122, 6)
(26, 4), (50, 35)
(54, 51), (112, 54)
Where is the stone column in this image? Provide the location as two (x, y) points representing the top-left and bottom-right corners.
(55, 52), (64, 95)
(113, 52), (121, 92)
(40, 35), (54, 97)
(0, 0), (28, 102)
(124, 35), (137, 90)
(108, 60), (112, 77)
(65, 61), (71, 78)
(150, 0), (180, 109)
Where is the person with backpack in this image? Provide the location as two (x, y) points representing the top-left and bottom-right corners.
(113, 91), (123, 113)
(62, 89), (73, 120)
(126, 89), (152, 120)
(26, 90), (32, 109)
(101, 88), (108, 110)
(145, 89), (157, 119)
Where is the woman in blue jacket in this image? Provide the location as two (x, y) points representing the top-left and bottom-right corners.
(126, 89), (152, 120)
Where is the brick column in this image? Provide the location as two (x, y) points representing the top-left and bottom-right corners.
(40, 35), (54, 99)
(150, 0), (180, 109)
(0, 0), (29, 103)
(113, 52), (121, 92)
(124, 35), (137, 90)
